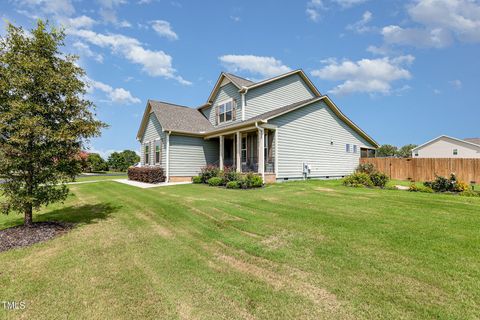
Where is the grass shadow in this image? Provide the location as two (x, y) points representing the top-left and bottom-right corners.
(0, 203), (120, 230)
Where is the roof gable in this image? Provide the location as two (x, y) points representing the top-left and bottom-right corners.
(413, 135), (480, 151)
(204, 72), (255, 105)
(137, 100), (213, 139)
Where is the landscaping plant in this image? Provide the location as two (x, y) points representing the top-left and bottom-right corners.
(127, 167), (165, 184)
(0, 21), (106, 226)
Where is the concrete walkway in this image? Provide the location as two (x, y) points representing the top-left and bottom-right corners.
(113, 179), (192, 189)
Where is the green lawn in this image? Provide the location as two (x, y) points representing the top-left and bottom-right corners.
(1, 180), (479, 319)
(75, 172), (127, 182)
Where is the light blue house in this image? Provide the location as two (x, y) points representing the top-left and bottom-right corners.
(136, 70), (378, 183)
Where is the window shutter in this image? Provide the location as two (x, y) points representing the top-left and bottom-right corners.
(215, 106), (219, 125)
(232, 100), (237, 121)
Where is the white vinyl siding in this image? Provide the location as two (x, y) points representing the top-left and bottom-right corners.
(169, 135), (219, 176)
(139, 112), (166, 166)
(413, 137), (480, 158)
(245, 74), (316, 119)
(201, 82), (242, 127)
(269, 101), (375, 180)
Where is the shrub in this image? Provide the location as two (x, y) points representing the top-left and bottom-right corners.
(343, 172), (373, 187)
(223, 168), (241, 183)
(370, 172), (389, 188)
(453, 181), (469, 192)
(192, 176), (202, 184)
(226, 181), (241, 189)
(200, 165), (220, 183)
(424, 174), (467, 193)
(207, 177), (223, 187)
(408, 183), (433, 193)
(356, 163), (376, 175)
(128, 166), (165, 184)
(241, 173), (263, 189)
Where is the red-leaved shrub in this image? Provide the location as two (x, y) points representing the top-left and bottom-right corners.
(128, 167), (165, 183)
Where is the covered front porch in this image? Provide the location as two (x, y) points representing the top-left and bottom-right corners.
(206, 125), (277, 182)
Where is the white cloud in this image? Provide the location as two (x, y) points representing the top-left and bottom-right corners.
(65, 15), (96, 29)
(306, 0), (325, 22)
(311, 55), (414, 95)
(150, 20), (178, 40)
(381, 0), (480, 48)
(450, 79), (462, 89)
(346, 10), (373, 33)
(219, 55), (291, 78)
(73, 41), (104, 63)
(87, 77), (141, 104)
(306, 0), (368, 21)
(230, 15), (241, 22)
(14, 0), (75, 17)
(334, 0), (368, 8)
(97, 0), (131, 27)
(69, 29), (191, 84)
(382, 25), (453, 48)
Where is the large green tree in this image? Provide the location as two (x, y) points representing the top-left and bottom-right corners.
(397, 144), (418, 158)
(86, 153), (108, 172)
(108, 150), (140, 172)
(0, 21), (106, 226)
(376, 144), (398, 158)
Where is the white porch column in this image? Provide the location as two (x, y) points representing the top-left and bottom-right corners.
(165, 132), (170, 182)
(258, 128), (265, 181)
(219, 135), (224, 170)
(274, 129), (278, 174)
(236, 131), (241, 172)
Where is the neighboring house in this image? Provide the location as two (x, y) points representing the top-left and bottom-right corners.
(136, 69), (378, 183)
(412, 135), (480, 158)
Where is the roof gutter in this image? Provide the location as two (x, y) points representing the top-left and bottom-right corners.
(240, 86), (249, 121)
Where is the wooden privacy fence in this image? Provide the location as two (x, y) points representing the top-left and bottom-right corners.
(360, 158), (480, 183)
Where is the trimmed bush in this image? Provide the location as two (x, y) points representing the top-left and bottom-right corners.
(223, 168), (241, 184)
(192, 176), (202, 184)
(207, 177), (223, 187)
(343, 172), (373, 187)
(226, 181), (241, 189)
(408, 184), (434, 193)
(200, 165), (220, 183)
(370, 172), (389, 188)
(128, 166), (165, 184)
(241, 173), (263, 189)
(453, 181), (469, 192)
(356, 163), (376, 175)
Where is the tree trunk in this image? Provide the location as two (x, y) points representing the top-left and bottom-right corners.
(24, 205), (33, 227)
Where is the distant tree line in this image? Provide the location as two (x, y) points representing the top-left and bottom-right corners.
(376, 144), (418, 158)
(82, 150), (140, 172)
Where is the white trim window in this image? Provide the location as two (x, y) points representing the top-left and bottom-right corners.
(144, 143), (150, 165)
(346, 144), (351, 153)
(217, 99), (233, 124)
(453, 149), (458, 156)
(241, 136), (247, 163)
(154, 139), (161, 164)
(353, 145), (357, 153)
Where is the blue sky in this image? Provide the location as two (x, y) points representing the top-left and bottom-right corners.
(2, 0), (479, 157)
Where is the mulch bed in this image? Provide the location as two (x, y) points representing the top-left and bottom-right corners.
(0, 221), (74, 253)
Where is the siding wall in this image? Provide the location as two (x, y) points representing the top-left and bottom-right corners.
(201, 82), (242, 127)
(139, 112), (166, 166)
(269, 101), (374, 180)
(245, 74), (316, 119)
(169, 135), (219, 176)
(413, 137), (480, 158)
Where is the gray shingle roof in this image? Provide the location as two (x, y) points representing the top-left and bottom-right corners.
(149, 100), (213, 134)
(224, 73), (255, 88)
(464, 138), (480, 146)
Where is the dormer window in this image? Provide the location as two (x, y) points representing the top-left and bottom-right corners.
(216, 99), (236, 125)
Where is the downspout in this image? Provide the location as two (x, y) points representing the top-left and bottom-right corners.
(255, 122), (265, 182)
(241, 86), (249, 121)
(166, 131), (171, 183)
